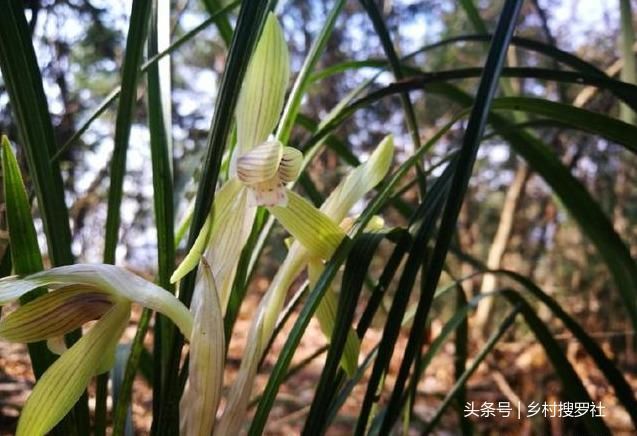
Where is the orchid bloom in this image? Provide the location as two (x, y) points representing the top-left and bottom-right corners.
(170, 13), (301, 311)
(0, 264), (193, 435)
(217, 135), (394, 434)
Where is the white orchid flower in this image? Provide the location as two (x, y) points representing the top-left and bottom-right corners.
(217, 135), (394, 434)
(170, 11), (350, 314)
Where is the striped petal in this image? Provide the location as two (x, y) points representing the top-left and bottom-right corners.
(0, 264), (193, 339)
(0, 285), (113, 343)
(16, 302), (130, 436)
(171, 178), (244, 284)
(235, 13), (289, 153)
(308, 259), (360, 377)
(236, 140), (283, 184)
(204, 186), (255, 311)
(180, 262), (224, 435)
(321, 135), (394, 222)
(269, 190), (346, 260)
(278, 146), (303, 183)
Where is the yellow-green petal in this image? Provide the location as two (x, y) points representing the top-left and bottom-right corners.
(0, 264), (193, 338)
(321, 135), (394, 222)
(278, 146), (303, 183)
(171, 178), (244, 283)
(269, 190), (346, 260)
(236, 140), (283, 184)
(308, 259), (360, 377)
(0, 285), (113, 343)
(235, 12), (289, 153)
(16, 302), (130, 436)
(204, 186), (255, 311)
(180, 261), (224, 435)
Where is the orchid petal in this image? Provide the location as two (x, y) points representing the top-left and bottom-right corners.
(171, 178), (244, 283)
(236, 140), (283, 184)
(16, 302), (130, 436)
(0, 264), (193, 338)
(321, 135), (394, 222)
(235, 13), (289, 153)
(269, 190), (346, 260)
(308, 259), (360, 377)
(0, 285), (114, 343)
(278, 146), (303, 183)
(204, 186), (255, 311)
(180, 262), (224, 435)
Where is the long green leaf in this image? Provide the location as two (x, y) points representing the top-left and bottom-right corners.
(98, 2), (152, 433)
(501, 291), (611, 435)
(422, 307), (520, 434)
(304, 232), (386, 434)
(113, 0), (175, 433)
(619, 0), (636, 123)
(103, 0), (152, 264)
(381, 2), (524, 432)
(491, 96), (637, 154)
(1, 137), (58, 378)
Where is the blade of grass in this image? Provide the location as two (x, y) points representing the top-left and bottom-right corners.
(491, 96), (637, 154)
(421, 306), (520, 434)
(453, 284), (471, 436)
(155, 3), (270, 433)
(354, 170), (450, 435)
(98, 1), (152, 434)
(304, 232), (386, 434)
(619, 0), (636, 123)
(1, 137), (57, 376)
(1, 137), (70, 435)
(146, 0), (175, 421)
(359, 0), (423, 154)
(103, 0), (152, 265)
(201, 0), (234, 46)
(112, 0), (175, 433)
(380, 2), (523, 432)
(501, 291), (611, 435)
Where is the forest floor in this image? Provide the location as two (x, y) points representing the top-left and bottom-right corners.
(1, 283), (636, 435)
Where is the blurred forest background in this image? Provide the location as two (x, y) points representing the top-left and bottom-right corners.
(0, 0), (636, 434)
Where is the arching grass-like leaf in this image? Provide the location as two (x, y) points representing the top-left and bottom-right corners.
(380, 2), (524, 432)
